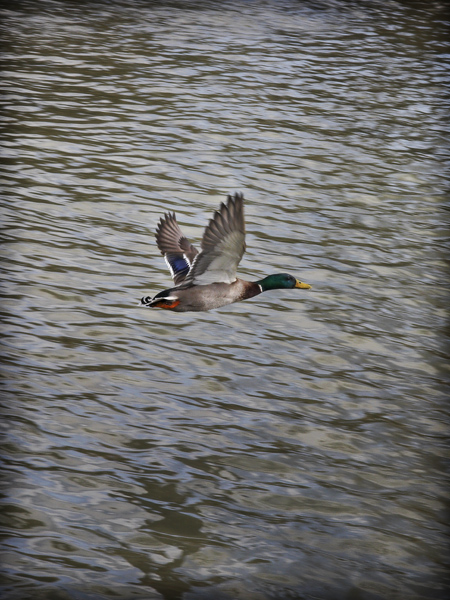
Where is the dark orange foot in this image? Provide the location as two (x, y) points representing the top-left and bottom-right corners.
(154, 299), (180, 310)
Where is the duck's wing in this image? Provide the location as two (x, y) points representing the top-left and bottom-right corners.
(182, 193), (246, 286)
(155, 213), (199, 284)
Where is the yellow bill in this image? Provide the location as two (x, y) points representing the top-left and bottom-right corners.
(295, 280), (312, 289)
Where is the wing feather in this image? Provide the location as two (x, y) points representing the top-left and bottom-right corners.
(182, 193), (246, 286)
(155, 212), (198, 284)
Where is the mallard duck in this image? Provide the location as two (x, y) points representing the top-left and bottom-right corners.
(140, 192), (311, 312)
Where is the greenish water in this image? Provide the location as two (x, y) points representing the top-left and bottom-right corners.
(1, 1), (449, 599)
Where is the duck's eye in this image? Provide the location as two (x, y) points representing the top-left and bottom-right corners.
(141, 296), (152, 304)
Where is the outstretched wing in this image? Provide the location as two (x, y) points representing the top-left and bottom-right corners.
(182, 193), (246, 286)
(155, 212), (198, 284)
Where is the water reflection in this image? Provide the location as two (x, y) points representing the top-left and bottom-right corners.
(1, 0), (449, 599)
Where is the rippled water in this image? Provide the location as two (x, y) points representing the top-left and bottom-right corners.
(1, 0), (449, 598)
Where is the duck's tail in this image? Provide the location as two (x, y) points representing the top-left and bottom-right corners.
(139, 295), (154, 307)
(139, 294), (180, 309)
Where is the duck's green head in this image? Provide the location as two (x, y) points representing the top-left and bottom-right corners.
(256, 273), (311, 292)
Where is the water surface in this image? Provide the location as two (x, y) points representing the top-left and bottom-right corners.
(1, 1), (449, 599)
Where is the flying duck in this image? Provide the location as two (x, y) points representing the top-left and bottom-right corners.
(140, 192), (311, 312)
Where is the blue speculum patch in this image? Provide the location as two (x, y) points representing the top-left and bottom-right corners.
(169, 255), (190, 278)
